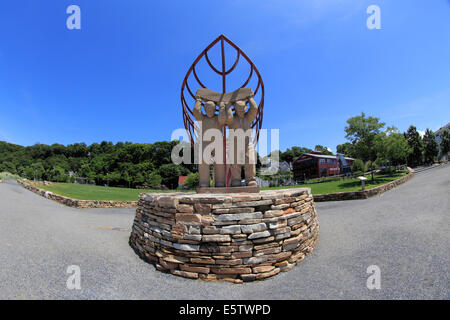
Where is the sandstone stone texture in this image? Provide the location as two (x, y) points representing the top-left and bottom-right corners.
(129, 188), (319, 283)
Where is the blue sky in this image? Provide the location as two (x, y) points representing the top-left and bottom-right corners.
(0, 0), (449, 154)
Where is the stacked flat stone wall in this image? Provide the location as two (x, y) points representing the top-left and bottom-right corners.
(129, 188), (319, 283)
(17, 179), (137, 209)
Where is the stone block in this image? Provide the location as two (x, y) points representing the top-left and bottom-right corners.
(287, 216), (303, 226)
(215, 212), (263, 222)
(220, 225), (242, 234)
(177, 204), (194, 213)
(173, 243), (199, 251)
(240, 223), (267, 234)
(194, 203), (212, 213)
(215, 259), (242, 265)
(171, 269), (198, 279)
(271, 204), (290, 210)
(248, 231), (271, 239)
(238, 244), (253, 252)
(243, 256), (268, 264)
(229, 207), (255, 213)
(253, 265), (275, 273)
(213, 208), (230, 214)
(175, 213), (202, 225)
(183, 234), (202, 241)
(202, 234), (231, 242)
(241, 274), (257, 282)
(251, 236), (275, 244)
(283, 208), (295, 214)
(210, 267), (252, 275)
(254, 246), (281, 256)
(232, 251), (253, 259)
(158, 196), (179, 208)
(180, 264), (210, 274)
(255, 268), (280, 280)
(191, 257), (215, 264)
(263, 210), (284, 218)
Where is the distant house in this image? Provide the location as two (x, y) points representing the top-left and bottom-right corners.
(435, 123), (450, 161)
(261, 159), (292, 172)
(292, 151), (354, 181)
(178, 176), (188, 188)
(257, 160), (294, 187)
(279, 161), (292, 171)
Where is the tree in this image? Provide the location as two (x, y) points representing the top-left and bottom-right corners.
(365, 160), (378, 181)
(344, 112), (385, 161)
(158, 163), (189, 189)
(404, 125), (424, 167)
(79, 163), (96, 183)
(105, 171), (121, 186)
(423, 129), (438, 164)
(145, 171), (162, 188)
(0, 161), (16, 174)
(48, 166), (69, 182)
(280, 146), (312, 163)
(439, 128), (450, 159)
(375, 130), (411, 173)
(352, 159), (365, 175)
(383, 133), (411, 167)
(184, 172), (199, 189)
(31, 163), (45, 181)
(336, 142), (354, 157)
(314, 145), (333, 155)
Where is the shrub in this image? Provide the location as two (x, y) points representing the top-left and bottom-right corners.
(352, 159), (365, 175)
(365, 160), (378, 180)
(145, 171), (162, 188)
(184, 172), (199, 189)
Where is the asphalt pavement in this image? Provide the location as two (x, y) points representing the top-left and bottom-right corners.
(0, 164), (448, 299)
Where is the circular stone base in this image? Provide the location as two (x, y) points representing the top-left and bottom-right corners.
(129, 188), (319, 283)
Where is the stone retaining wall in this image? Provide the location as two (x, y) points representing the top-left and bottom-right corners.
(17, 179), (137, 209)
(313, 168), (415, 202)
(129, 188), (319, 283)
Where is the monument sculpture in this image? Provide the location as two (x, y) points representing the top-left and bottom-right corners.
(192, 98), (227, 188)
(227, 94), (258, 188)
(193, 86), (258, 191)
(129, 35), (319, 283)
(181, 35), (264, 192)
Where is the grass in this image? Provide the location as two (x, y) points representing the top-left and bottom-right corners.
(0, 172), (20, 180)
(34, 182), (192, 201)
(30, 170), (408, 201)
(261, 171), (409, 195)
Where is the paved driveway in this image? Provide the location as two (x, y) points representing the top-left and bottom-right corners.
(0, 165), (448, 299)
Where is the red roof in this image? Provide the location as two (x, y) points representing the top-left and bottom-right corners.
(178, 176), (188, 185)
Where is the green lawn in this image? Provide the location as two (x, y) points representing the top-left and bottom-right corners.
(32, 171), (408, 201)
(261, 171), (409, 195)
(35, 182), (191, 201)
(0, 172), (20, 180)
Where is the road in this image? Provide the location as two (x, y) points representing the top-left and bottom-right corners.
(0, 165), (448, 299)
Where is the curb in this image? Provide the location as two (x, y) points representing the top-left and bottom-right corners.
(16, 179), (137, 209)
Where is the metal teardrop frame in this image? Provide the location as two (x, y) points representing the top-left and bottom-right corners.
(181, 34), (265, 145)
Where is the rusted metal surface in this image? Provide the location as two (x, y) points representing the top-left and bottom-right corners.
(181, 34), (265, 145)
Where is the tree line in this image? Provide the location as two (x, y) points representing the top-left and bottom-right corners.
(0, 141), (195, 189)
(336, 113), (449, 170)
(1, 114), (448, 189)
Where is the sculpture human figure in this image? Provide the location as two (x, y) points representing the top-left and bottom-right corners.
(193, 99), (227, 187)
(227, 97), (258, 187)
